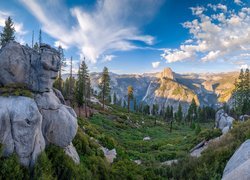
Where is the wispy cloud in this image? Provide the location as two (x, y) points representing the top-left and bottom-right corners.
(20, 0), (162, 63)
(102, 55), (116, 62)
(152, 61), (160, 68)
(162, 3), (250, 65)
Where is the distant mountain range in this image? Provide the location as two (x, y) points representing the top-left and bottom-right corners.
(63, 68), (238, 112)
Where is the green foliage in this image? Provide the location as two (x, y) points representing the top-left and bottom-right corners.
(99, 67), (111, 109)
(0, 16), (15, 46)
(111, 159), (144, 180)
(233, 68), (250, 115)
(33, 152), (55, 180)
(0, 154), (29, 179)
(195, 123), (201, 135)
(0, 83), (33, 97)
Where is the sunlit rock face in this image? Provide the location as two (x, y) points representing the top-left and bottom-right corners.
(0, 41), (79, 167)
(215, 109), (234, 134)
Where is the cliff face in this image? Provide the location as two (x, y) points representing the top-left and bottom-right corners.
(90, 68), (237, 112)
(0, 41), (79, 167)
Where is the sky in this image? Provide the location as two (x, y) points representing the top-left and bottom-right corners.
(0, 0), (249, 74)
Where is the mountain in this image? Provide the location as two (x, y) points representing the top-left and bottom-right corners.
(89, 68), (238, 112)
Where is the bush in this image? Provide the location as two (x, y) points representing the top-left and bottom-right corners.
(0, 154), (29, 179)
(33, 152), (55, 180)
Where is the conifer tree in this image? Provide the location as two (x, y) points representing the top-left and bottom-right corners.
(127, 86), (133, 112)
(233, 68), (250, 115)
(33, 42), (39, 51)
(113, 92), (117, 105)
(57, 45), (65, 92)
(75, 65), (84, 116)
(0, 17), (15, 46)
(99, 67), (111, 110)
(187, 98), (197, 126)
(39, 29), (42, 47)
(176, 103), (183, 123)
(75, 60), (90, 116)
(134, 97), (137, 112)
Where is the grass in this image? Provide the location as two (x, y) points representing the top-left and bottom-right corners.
(85, 105), (215, 163)
(0, 83), (33, 97)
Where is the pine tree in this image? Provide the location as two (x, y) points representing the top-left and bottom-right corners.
(57, 45), (65, 92)
(0, 17), (15, 46)
(187, 98), (197, 126)
(127, 86), (133, 112)
(69, 56), (74, 105)
(74, 60), (90, 117)
(113, 92), (117, 105)
(99, 67), (111, 110)
(75, 65), (84, 116)
(176, 103), (183, 123)
(33, 42), (39, 51)
(233, 68), (250, 115)
(134, 97), (137, 112)
(39, 29), (42, 47)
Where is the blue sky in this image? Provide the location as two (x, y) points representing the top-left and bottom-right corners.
(0, 0), (249, 74)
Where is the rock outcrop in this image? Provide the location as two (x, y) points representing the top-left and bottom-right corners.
(222, 140), (250, 180)
(0, 41), (78, 167)
(215, 109), (234, 134)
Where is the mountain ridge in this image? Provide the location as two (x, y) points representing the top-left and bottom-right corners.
(63, 67), (238, 112)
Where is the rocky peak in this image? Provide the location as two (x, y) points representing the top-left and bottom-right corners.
(156, 67), (176, 81)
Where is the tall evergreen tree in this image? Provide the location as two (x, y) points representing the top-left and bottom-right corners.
(75, 60), (90, 117)
(113, 92), (117, 105)
(127, 86), (133, 112)
(233, 68), (250, 115)
(56, 45), (65, 92)
(39, 29), (42, 47)
(176, 103), (183, 123)
(33, 42), (39, 51)
(134, 97), (137, 112)
(0, 17), (15, 46)
(187, 98), (197, 126)
(99, 67), (111, 110)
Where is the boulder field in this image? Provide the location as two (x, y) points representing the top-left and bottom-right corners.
(0, 41), (79, 167)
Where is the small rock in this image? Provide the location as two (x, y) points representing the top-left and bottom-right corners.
(134, 160), (142, 165)
(64, 143), (80, 164)
(101, 147), (117, 163)
(143, 136), (151, 141)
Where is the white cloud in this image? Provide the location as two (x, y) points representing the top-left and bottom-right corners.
(20, 0), (162, 63)
(201, 50), (220, 61)
(240, 64), (249, 69)
(103, 55), (116, 62)
(152, 61), (160, 68)
(162, 4), (250, 65)
(54, 41), (69, 50)
(234, 0), (243, 5)
(208, 4), (227, 12)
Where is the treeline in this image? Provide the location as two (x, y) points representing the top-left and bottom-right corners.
(53, 50), (111, 117)
(231, 68), (250, 116)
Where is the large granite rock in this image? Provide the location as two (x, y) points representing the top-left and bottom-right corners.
(222, 140), (250, 180)
(215, 109), (234, 134)
(0, 41), (79, 167)
(0, 96), (45, 167)
(36, 91), (78, 147)
(0, 41), (60, 92)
